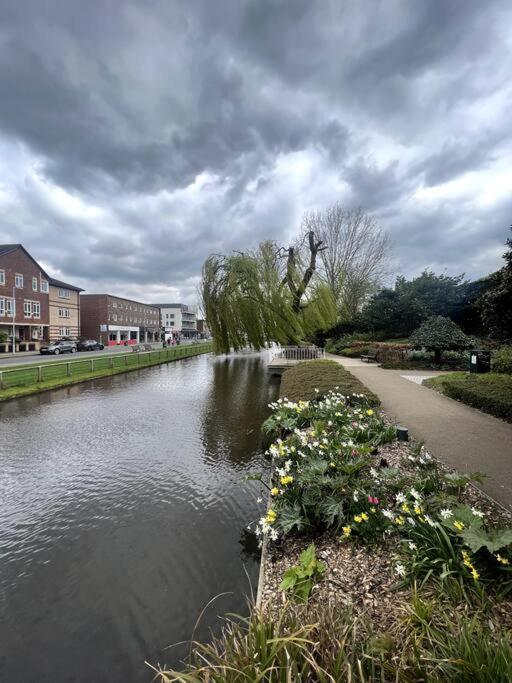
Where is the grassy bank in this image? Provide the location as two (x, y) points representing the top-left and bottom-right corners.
(425, 372), (512, 422)
(0, 343), (213, 402)
(279, 358), (379, 405)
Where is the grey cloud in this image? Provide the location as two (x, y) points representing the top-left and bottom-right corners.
(0, 0), (511, 301)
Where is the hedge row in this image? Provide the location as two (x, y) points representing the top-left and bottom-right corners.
(279, 359), (379, 405)
(426, 373), (512, 422)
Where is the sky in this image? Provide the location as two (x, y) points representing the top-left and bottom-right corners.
(0, 0), (511, 305)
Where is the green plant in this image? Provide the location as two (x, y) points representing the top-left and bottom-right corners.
(492, 345), (512, 374)
(0, 332), (8, 343)
(279, 544), (326, 602)
(410, 315), (471, 364)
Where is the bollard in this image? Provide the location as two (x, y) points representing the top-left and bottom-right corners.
(67, 362), (71, 377)
(396, 426), (409, 442)
(37, 366), (43, 382)
(90, 359), (94, 372)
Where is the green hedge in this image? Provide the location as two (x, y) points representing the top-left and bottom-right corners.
(279, 359), (379, 405)
(425, 372), (512, 422)
(492, 346), (512, 374)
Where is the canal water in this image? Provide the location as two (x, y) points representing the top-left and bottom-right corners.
(0, 352), (278, 682)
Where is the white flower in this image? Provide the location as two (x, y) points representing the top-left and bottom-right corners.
(256, 497), (263, 503)
(395, 563), (406, 577)
(471, 507), (484, 518)
(407, 517), (416, 526)
(396, 492), (406, 504)
(424, 515), (435, 527)
(314, 388), (319, 393)
(382, 509), (395, 520)
(353, 490), (359, 502)
(269, 528), (279, 541)
(410, 488), (421, 500)
(408, 541), (417, 550)
(440, 508), (452, 519)
(369, 467), (379, 479)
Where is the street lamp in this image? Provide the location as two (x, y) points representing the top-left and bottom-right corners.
(12, 285), (16, 355)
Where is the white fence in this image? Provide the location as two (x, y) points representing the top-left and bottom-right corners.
(269, 345), (325, 362)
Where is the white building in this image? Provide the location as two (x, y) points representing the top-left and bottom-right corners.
(149, 303), (197, 339)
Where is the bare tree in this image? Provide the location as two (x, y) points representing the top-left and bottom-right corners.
(302, 203), (392, 318)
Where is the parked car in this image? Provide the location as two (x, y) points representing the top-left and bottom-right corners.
(77, 339), (105, 352)
(39, 340), (77, 355)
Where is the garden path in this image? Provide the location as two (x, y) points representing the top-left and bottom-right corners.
(327, 354), (512, 511)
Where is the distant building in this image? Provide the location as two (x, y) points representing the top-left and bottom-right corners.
(49, 278), (84, 341)
(149, 303), (197, 339)
(196, 319), (210, 338)
(80, 294), (160, 346)
(0, 244), (51, 349)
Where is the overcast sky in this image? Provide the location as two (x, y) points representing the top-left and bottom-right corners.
(0, 1), (511, 304)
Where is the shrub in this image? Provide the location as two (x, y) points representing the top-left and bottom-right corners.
(279, 359), (379, 404)
(410, 316), (471, 364)
(426, 373), (512, 422)
(492, 346), (512, 374)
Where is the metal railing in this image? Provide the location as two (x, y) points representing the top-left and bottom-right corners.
(0, 342), (213, 391)
(269, 345), (325, 362)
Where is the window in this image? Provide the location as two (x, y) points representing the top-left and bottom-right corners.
(59, 327), (70, 337)
(112, 301), (118, 308)
(24, 300), (32, 317)
(58, 288), (70, 299)
(6, 298), (14, 317)
(58, 307), (70, 318)
(0, 298), (4, 316)
(32, 277), (38, 291)
(32, 302), (40, 318)
(40, 279), (49, 293)
(15, 273), (23, 288)
(112, 314), (117, 322)
(0, 270), (5, 285)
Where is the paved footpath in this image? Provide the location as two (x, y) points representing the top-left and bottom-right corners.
(327, 354), (512, 511)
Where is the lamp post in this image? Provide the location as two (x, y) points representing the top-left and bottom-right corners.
(12, 285), (16, 355)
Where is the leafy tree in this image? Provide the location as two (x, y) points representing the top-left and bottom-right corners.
(410, 316), (471, 364)
(478, 227), (512, 342)
(360, 271), (468, 337)
(202, 232), (337, 353)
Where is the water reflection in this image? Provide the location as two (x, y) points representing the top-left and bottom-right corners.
(0, 352), (278, 682)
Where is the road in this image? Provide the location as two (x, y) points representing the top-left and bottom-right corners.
(0, 340), (201, 368)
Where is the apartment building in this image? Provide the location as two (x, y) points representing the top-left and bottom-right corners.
(0, 244), (51, 350)
(49, 278), (84, 341)
(149, 303), (197, 339)
(80, 294), (160, 345)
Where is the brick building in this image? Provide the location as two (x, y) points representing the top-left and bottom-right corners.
(0, 244), (51, 350)
(80, 294), (161, 346)
(49, 278), (84, 341)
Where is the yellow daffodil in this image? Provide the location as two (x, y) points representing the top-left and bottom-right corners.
(471, 568), (479, 581)
(329, 461), (336, 468)
(354, 515), (363, 523)
(414, 505), (423, 515)
(265, 510), (277, 524)
(366, 409), (374, 416)
(360, 512), (369, 521)
(280, 475), (294, 486)
(342, 526), (352, 538)
(395, 515), (405, 526)
(496, 553), (510, 565)
(401, 503), (410, 513)
(270, 487), (279, 496)
(453, 520), (465, 531)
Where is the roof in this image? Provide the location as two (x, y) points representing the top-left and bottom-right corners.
(149, 303), (194, 309)
(49, 277), (84, 292)
(81, 293), (160, 309)
(0, 243), (51, 278)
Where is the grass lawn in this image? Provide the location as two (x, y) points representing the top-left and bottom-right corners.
(279, 358), (379, 405)
(424, 371), (512, 422)
(0, 343), (213, 401)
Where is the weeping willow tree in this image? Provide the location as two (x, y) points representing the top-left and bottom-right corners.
(202, 231), (337, 353)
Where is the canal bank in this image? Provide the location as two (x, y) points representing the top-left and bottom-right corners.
(0, 351), (278, 682)
(0, 342), (213, 402)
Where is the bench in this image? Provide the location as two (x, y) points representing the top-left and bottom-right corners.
(361, 351), (378, 363)
(131, 343), (154, 352)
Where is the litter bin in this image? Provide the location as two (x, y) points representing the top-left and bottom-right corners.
(469, 350), (491, 374)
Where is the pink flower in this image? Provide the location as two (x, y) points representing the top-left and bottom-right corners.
(368, 496), (379, 505)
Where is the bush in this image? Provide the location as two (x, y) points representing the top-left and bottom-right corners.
(492, 346), (512, 374)
(410, 316), (471, 363)
(279, 359), (379, 404)
(426, 373), (512, 422)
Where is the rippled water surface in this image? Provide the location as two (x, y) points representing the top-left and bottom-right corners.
(0, 353), (278, 682)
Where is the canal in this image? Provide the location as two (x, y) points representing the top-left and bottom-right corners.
(0, 352), (278, 682)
